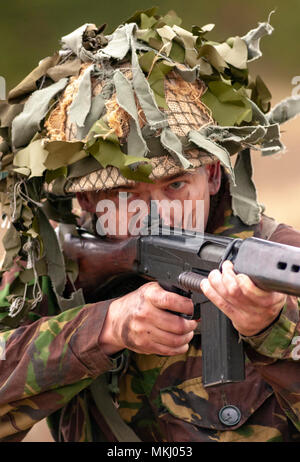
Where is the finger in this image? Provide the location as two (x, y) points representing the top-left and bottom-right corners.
(155, 342), (190, 356)
(154, 342), (190, 356)
(222, 261), (283, 308)
(200, 278), (235, 318)
(221, 261), (245, 300)
(207, 268), (244, 307)
(222, 261), (271, 300)
(221, 262), (287, 316)
(144, 282), (194, 316)
(149, 308), (198, 335)
(134, 324), (194, 356)
(150, 325), (194, 348)
(235, 273), (283, 307)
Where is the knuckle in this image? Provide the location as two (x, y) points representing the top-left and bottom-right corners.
(239, 283), (254, 300)
(142, 281), (157, 298)
(226, 282), (239, 298)
(136, 303), (150, 320)
(131, 319), (143, 338)
(237, 274), (251, 291)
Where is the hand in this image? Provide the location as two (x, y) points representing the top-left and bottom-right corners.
(200, 261), (287, 337)
(99, 282), (198, 356)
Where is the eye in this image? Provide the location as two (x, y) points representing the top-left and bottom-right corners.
(111, 191), (134, 200)
(167, 181), (186, 191)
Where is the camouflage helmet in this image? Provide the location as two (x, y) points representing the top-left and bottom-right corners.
(0, 8), (299, 326)
(44, 58), (215, 194)
(2, 9), (300, 217)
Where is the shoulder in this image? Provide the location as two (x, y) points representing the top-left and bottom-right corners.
(256, 215), (300, 248)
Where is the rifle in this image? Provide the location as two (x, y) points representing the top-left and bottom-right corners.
(63, 226), (300, 387)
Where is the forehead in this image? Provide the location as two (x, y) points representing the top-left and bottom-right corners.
(81, 168), (209, 205)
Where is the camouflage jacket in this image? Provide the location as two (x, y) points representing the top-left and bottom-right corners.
(1, 208), (300, 442)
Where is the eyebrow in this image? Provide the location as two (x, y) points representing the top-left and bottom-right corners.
(162, 172), (194, 183)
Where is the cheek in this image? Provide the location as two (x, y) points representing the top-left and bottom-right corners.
(203, 194), (210, 228)
(189, 190), (210, 231)
(194, 182), (211, 228)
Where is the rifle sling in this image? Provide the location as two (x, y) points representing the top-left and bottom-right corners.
(89, 374), (142, 442)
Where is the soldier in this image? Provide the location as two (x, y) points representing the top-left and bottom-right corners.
(0, 10), (300, 442)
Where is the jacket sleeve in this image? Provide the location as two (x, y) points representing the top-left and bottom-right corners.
(241, 222), (300, 431)
(0, 265), (115, 441)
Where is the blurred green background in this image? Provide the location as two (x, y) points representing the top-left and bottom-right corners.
(1, 0), (299, 89)
(2, 0), (299, 229)
(0, 0), (299, 443)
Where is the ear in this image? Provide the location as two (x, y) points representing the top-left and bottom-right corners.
(205, 162), (222, 195)
(76, 192), (95, 212)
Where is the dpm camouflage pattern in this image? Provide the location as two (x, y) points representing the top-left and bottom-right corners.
(0, 269), (113, 441)
(1, 206), (300, 442)
(116, 211), (300, 442)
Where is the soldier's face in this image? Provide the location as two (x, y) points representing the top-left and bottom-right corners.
(77, 162), (221, 238)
